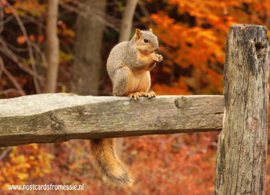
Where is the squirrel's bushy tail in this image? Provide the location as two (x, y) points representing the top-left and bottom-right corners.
(90, 138), (134, 187)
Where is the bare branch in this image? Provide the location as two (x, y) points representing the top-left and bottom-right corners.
(0, 64), (2, 81)
(0, 56), (26, 96)
(21, 15), (45, 29)
(0, 88), (21, 96)
(138, 3), (151, 20)
(4, 41), (29, 52)
(0, 38), (45, 82)
(31, 41), (47, 68)
(0, 1), (4, 34)
(3, 15), (14, 25)
(0, 147), (13, 161)
(6, 2), (41, 94)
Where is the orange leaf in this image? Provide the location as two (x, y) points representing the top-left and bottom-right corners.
(4, 8), (12, 14)
(29, 34), (35, 41)
(17, 36), (26, 44)
(38, 35), (44, 42)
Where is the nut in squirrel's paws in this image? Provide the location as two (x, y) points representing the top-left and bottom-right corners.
(151, 53), (163, 62)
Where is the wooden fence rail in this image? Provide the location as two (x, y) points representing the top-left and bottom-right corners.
(0, 94), (223, 147)
(0, 24), (268, 194)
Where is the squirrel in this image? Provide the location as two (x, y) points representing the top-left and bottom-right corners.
(90, 28), (163, 187)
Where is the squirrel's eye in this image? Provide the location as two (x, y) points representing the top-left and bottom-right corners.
(144, 39), (148, 43)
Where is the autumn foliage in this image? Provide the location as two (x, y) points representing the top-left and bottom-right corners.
(0, 0), (270, 194)
(150, 0), (270, 96)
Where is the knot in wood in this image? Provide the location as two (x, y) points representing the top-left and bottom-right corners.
(48, 112), (65, 131)
(174, 96), (189, 109)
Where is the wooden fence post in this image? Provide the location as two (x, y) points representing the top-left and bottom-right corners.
(215, 25), (269, 194)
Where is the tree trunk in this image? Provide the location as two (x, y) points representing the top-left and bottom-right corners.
(118, 0), (138, 42)
(71, 0), (106, 95)
(117, 0), (138, 156)
(215, 24), (269, 194)
(44, 0), (59, 93)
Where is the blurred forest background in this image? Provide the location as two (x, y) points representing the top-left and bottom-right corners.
(0, 0), (270, 194)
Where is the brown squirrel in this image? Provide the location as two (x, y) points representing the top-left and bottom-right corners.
(90, 29), (163, 187)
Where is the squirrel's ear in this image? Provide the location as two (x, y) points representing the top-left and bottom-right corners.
(135, 29), (142, 40)
(149, 28), (153, 32)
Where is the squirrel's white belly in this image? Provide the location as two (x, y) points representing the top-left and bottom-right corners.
(128, 71), (149, 93)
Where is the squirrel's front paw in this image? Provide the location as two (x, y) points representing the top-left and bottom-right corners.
(151, 53), (163, 62)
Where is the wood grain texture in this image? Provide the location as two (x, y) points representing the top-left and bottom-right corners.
(0, 93), (224, 147)
(215, 24), (269, 194)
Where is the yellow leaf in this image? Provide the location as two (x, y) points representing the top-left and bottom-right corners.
(17, 173), (28, 180)
(46, 154), (55, 159)
(31, 144), (38, 150)
(29, 155), (35, 160)
(14, 163), (31, 169)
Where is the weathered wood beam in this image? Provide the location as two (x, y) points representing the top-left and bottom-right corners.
(0, 94), (224, 147)
(215, 24), (269, 194)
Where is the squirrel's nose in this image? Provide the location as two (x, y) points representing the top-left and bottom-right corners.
(155, 47), (159, 52)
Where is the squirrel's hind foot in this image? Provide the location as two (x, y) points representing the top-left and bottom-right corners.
(128, 92), (141, 100)
(140, 91), (156, 99)
(128, 91), (156, 100)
